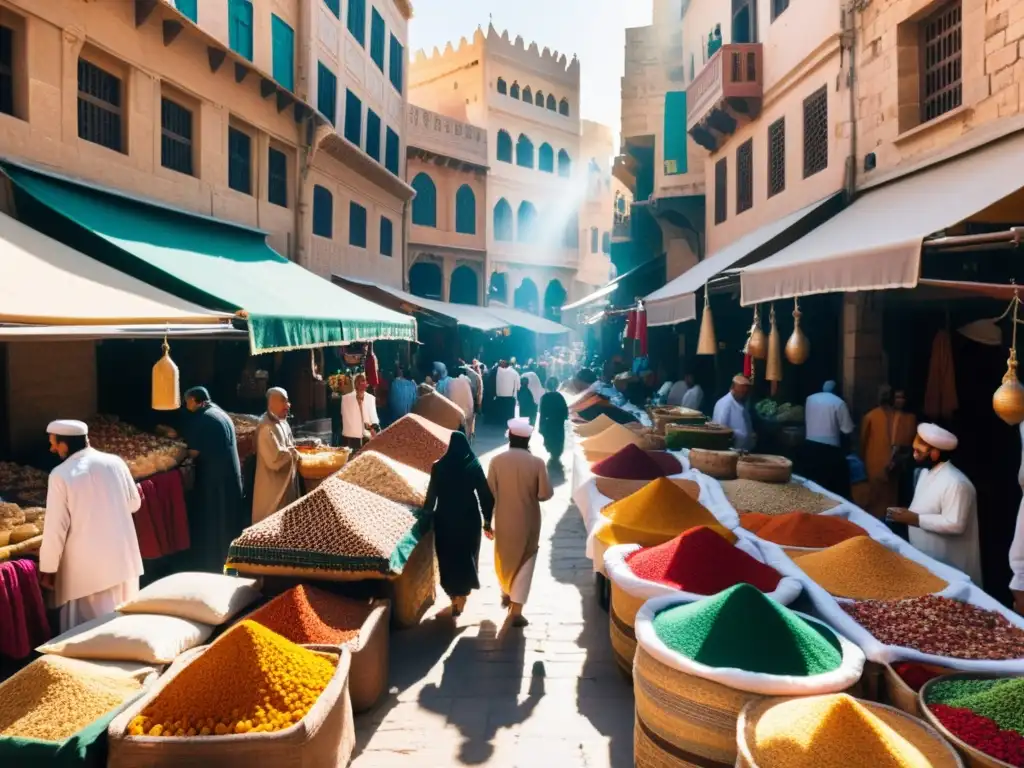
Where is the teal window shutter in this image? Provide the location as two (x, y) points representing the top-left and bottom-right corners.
(664, 91), (688, 175)
(312, 185), (334, 237)
(384, 127), (400, 174)
(349, 202), (368, 247)
(455, 185), (476, 234)
(317, 62), (337, 125)
(538, 143), (554, 173)
(370, 9), (386, 71)
(228, 0), (253, 61)
(344, 89), (362, 146)
(496, 130), (512, 163)
(324, 0), (340, 18)
(388, 33), (403, 93)
(271, 15), (294, 91)
(493, 199), (513, 241)
(366, 109), (381, 161)
(558, 149), (571, 177)
(175, 0), (198, 23)
(348, 0), (366, 46)
(411, 173), (437, 227)
(380, 216), (394, 256)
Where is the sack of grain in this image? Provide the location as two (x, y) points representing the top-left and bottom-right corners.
(633, 588), (864, 767)
(337, 451), (430, 508)
(387, 529), (437, 630)
(359, 415), (452, 474)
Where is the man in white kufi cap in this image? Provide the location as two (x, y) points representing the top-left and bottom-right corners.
(886, 423), (981, 584)
(712, 375), (756, 451)
(484, 418), (553, 627)
(39, 419), (144, 632)
(251, 387), (300, 524)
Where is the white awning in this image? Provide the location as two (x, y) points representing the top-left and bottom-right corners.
(644, 196), (838, 326)
(740, 130), (1024, 306)
(484, 305), (570, 335)
(0, 323), (245, 341)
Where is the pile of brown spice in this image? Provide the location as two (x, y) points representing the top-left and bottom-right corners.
(740, 511), (865, 548)
(244, 584), (374, 647)
(720, 479), (840, 516)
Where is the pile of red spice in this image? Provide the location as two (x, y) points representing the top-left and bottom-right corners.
(739, 511), (864, 548)
(591, 444), (682, 480)
(244, 584), (374, 646)
(930, 704), (1024, 766)
(625, 526), (782, 594)
(892, 662), (947, 692)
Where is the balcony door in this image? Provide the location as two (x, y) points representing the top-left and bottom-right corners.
(731, 0), (757, 44)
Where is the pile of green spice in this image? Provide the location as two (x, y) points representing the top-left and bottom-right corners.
(650, 583), (844, 676)
(927, 678), (1024, 734)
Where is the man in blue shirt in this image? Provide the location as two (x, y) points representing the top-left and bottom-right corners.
(388, 366), (418, 425)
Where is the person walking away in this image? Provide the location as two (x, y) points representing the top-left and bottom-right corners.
(433, 362), (453, 397)
(182, 387), (245, 573)
(517, 375), (538, 426)
(886, 424), (982, 585)
(422, 432), (494, 617)
(486, 418), (554, 627)
(538, 377), (569, 465)
(680, 372), (704, 411)
(495, 360), (519, 424)
(388, 366), (417, 424)
(860, 386), (918, 520)
(39, 420), (144, 632)
(252, 387), (300, 524)
(712, 375), (756, 451)
(448, 371), (476, 441)
(523, 371), (545, 411)
(341, 373), (380, 450)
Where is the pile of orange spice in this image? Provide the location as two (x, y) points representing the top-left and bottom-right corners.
(245, 585), (373, 647)
(741, 511), (865, 548)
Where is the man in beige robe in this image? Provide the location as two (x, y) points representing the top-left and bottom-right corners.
(251, 387), (300, 523)
(485, 417), (553, 627)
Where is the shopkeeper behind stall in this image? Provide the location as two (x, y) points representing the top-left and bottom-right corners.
(887, 423), (982, 584)
(341, 373), (380, 450)
(252, 387), (300, 524)
(712, 375), (755, 451)
(39, 420), (144, 632)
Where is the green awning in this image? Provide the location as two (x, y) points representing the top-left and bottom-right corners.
(3, 163), (416, 353)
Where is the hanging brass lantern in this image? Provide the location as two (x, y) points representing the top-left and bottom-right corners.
(766, 304), (783, 383)
(785, 297), (810, 365)
(747, 304), (767, 360)
(994, 293), (1024, 425)
(152, 337), (181, 411)
(696, 283), (717, 355)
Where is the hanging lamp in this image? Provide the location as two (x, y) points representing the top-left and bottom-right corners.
(696, 283), (717, 355)
(747, 304), (767, 360)
(151, 336), (181, 411)
(994, 291), (1024, 425)
(766, 304), (783, 383)
(785, 297), (810, 365)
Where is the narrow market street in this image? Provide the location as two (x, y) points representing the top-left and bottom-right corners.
(350, 423), (634, 768)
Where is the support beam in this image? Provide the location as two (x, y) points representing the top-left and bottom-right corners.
(162, 20), (183, 47)
(276, 91), (293, 113)
(260, 78), (276, 99)
(207, 47), (227, 73)
(234, 63), (249, 84)
(293, 103), (310, 123)
(135, 0), (159, 28)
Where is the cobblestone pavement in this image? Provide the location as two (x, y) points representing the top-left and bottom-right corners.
(350, 423), (634, 767)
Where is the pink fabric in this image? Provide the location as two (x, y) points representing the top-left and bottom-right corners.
(0, 559), (51, 659)
(133, 469), (190, 559)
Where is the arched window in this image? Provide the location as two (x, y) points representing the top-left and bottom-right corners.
(522, 86), (532, 103)
(510, 81), (520, 99)
(516, 134), (534, 168)
(535, 90), (545, 107)
(312, 185), (333, 238)
(449, 265), (479, 305)
(493, 198), (513, 241)
(546, 93), (556, 111)
(496, 77), (507, 95)
(411, 172), (437, 227)
(538, 143), (554, 173)
(590, 227), (599, 253)
(602, 232), (611, 253)
(559, 97), (570, 116)
(517, 201), (538, 242)
(455, 184), (476, 235)
(563, 212), (579, 248)
(558, 149), (571, 177)
(496, 129), (513, 163)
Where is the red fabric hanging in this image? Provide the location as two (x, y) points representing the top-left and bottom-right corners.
(637, 309), (648, 356)
(365, 342), (380, 388)
(625, 310), (638, 340)
(743, 353), (753, 379)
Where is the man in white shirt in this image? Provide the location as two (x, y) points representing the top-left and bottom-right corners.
(680, 373), (704, 412)
(887, 423), (982, 585)
(712, 375), (755, 451)
(1009, 423), (1024, 612)
(805, 381), (855, 448)
(495, 360), (520, 424)
(39, 419), (144, 632)
(341, 373), (380, 450)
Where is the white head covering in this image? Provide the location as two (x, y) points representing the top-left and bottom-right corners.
(47, 419), (88, 437)
(508, 417), (533, 438)
(732, 375), (752, 387)
(917, 423), (958, 451)
(266, 387), (289, 400)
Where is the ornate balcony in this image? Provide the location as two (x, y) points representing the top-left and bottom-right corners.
(687, 44), (763, 152)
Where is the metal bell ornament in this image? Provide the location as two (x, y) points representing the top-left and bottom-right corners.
(747, 304), (767, 360)
(785, 297), (810, 365)
(151, 337), (181, 411)
(994, 292), (1024, 425)
(697, 283), (717, 355)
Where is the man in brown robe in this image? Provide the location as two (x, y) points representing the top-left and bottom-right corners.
(485, 417), (553, 627)
(251, 387), (300, 523)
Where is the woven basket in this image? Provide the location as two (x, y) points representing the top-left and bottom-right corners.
(609, 580), (647, 678)
(688, 449), (739, 479)
(388, 531), (437, 630)
(297, 448), (352, 480)
(919, 674), (1013, 768)
(640, 433), (668, 451)
(736, 455), (793, 484)
(736, 695), (964, 768)
(649, 408), (707, 436)
(595, 477), (700, 502)
(665, 424), (734, 451)
(883, 661), (952, 716)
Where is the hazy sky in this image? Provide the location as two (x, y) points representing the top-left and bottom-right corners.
(408, 1), (653, 134)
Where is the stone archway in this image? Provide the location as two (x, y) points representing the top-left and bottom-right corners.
(514, 278), (539, 314)
(543, 279), (567, 322)
(488, 272), (508, 304)
(409, 261), (443, 300)
(449, 265), (479, 305)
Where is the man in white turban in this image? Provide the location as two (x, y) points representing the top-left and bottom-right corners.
(252, 387), (300, 524)
(712, 375), (755, 451)
(39, 420), (143, 632)
(886, 423), (981, 584)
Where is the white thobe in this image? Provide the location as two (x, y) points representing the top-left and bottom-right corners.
(666, 381), (689, 406)
(909, 461), (982, 585)
(1009, 423), (1024, 591)
(712, 392), (754, 451)
(495, 366), (520, 398)
(681, 385), (704, 411)
(341, 391), (380, 439)
(805, 391), (855, 447)
(39, 447), (143, 631)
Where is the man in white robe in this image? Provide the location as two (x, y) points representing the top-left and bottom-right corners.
(485, 418), (553, 627)
(887, 423), (982, 585)
(805, 381), (855, 448)
(1008, 423), (1024, 612)
(712, 375), (755, 451)
(252, 387), (300, 524)
(680, 372), (704, 411)
(39, 420), (143, 632)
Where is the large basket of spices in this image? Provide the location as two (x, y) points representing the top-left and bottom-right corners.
(108, 621), (355, 768)
(574, 414), (620, 438)
(647, 406), (707, 436)
(884, 662), (954, 716)
(739, 511), (866, 552)
(688, 448), (739, 479)
(0, 656), (159, 768)
(580, 423), (645, 463)
(719, 478), (840, 516)
(664, 422), (734, 451)
(336, 451), (430, 508)
(296, 447), (351, 481)
(735, 693), (964, 768)
(359, 414), (452, 474)
(736, 454), (793, 484)
(920, 674), (1024, 768)
(604, 527), (802, 678)
(590, 444), (689, 501)
(243, 586), (391, 714)
(632, 585), (864, 768)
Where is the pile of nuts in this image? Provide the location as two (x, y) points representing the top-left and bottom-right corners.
(720, 478), (840, 516)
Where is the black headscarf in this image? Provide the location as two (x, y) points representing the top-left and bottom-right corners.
(440, 431), (480, 472)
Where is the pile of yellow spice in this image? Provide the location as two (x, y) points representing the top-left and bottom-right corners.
(127, 620), (336, 737)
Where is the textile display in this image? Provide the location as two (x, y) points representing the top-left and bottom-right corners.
(133, 470), (190, 560)
(0, 558), (50, 659)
